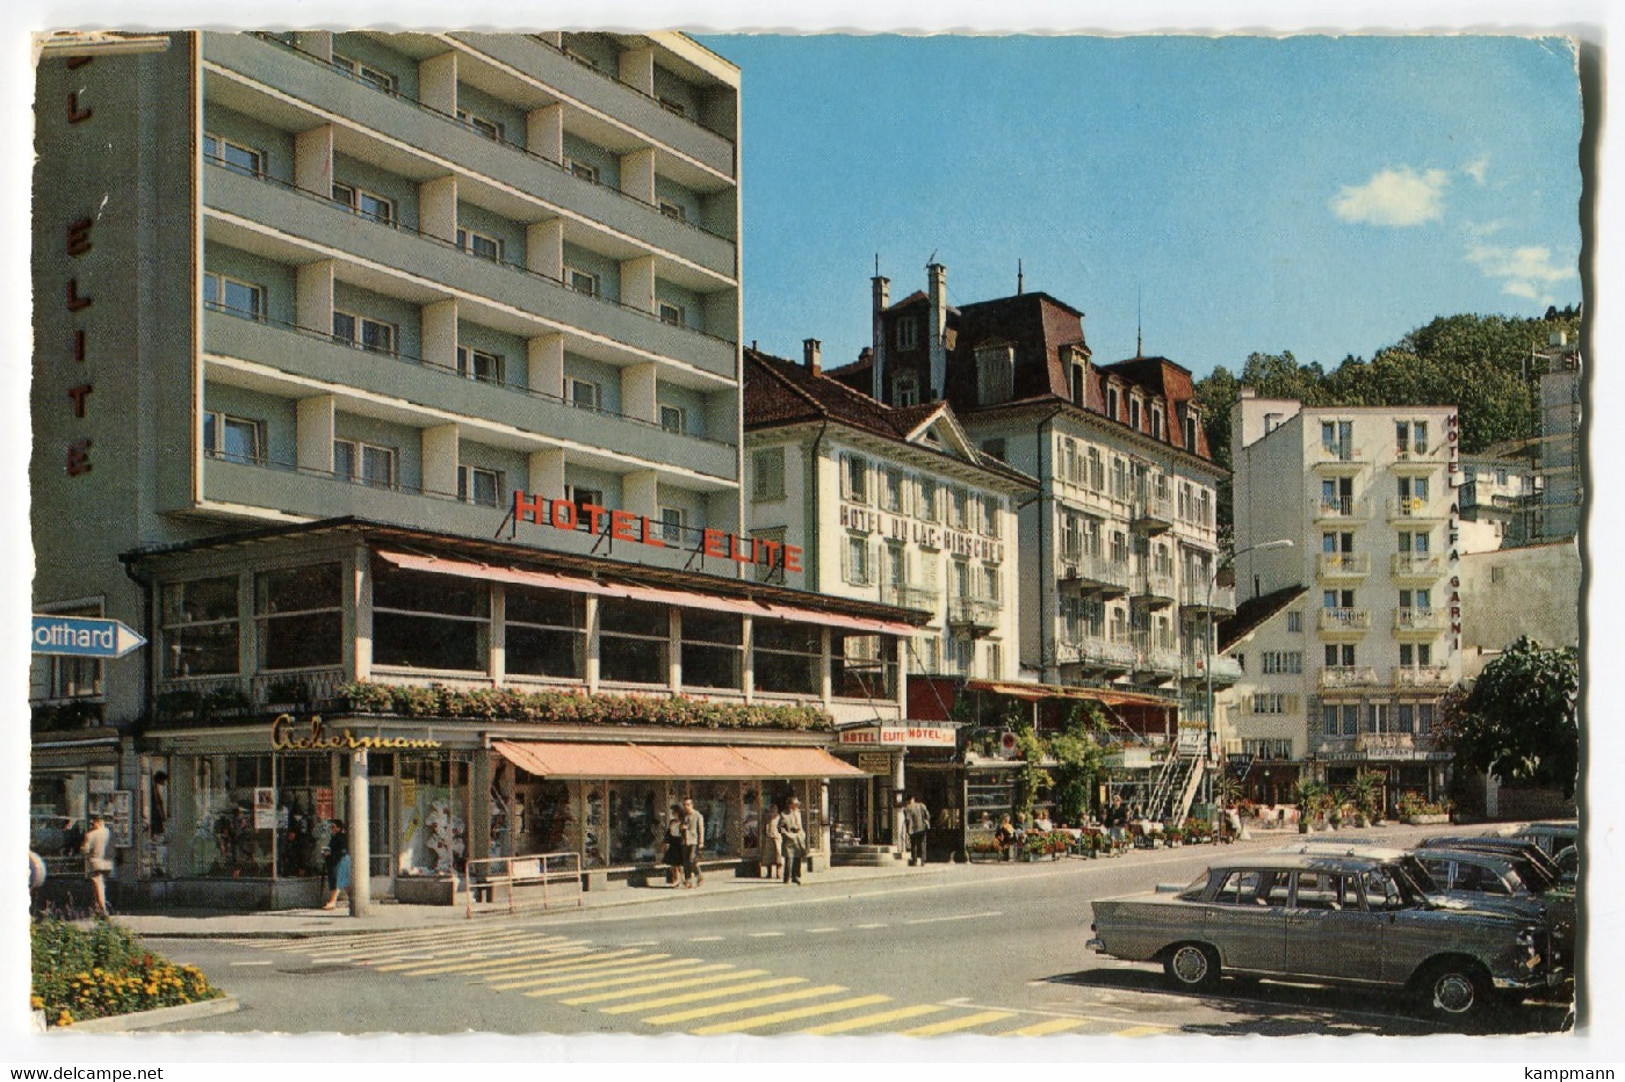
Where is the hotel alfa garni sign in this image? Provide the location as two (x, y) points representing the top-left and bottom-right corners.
(838, 503), (1006, 563)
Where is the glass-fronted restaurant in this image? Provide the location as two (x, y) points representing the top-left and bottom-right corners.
(40, 519), (916, 909)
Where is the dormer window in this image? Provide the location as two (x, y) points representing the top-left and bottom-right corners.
(893, 371), (919, 406)
(1106, 386), (1119, 420)
(896, 317), (919, 350)
(1150, 401), (1164, 440)
(1129, 396), (1142, 431)
(975, 345), (1014, 406)
(1183, 407), (1200, 451)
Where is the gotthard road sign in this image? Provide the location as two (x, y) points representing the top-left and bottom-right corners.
(32, 615), (146, 659)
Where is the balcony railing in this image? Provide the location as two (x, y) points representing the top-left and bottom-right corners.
(1316, 552), (1370, 578)
(1319, 665), (1379, 688)
(1357, 732), (1415, 754)
(880, 584), (937, 611)
(1178, 581), (1236, 612)
(1315, 442), (1367, 466)
(1393, 607), (1446, 633)
(1132, 570), (1177, 604)
(1131, 492), (1174, 530)
(1183, 654), (1243, 683)
(1388, 496), (1443, 521)
(1131, 634), (1181, 675)
(1393, 666), (1452, 688)
(1059, 552), (1131, 594)
(1390, 553), (1445, 579)
(947, 596), (1000, 631)
(1315, 496), (1369, 521)
(1061, 637), (1137, 670)
(1318, 607), (1371, 634)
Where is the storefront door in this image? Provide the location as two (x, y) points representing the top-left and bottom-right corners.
(368, 779), (393, 897)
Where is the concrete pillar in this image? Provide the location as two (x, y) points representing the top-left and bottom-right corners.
(419, 175), (459, 246)
(669, 607), (682, 692)
(352, 541), (373, 681)
(584, 596), (600, 693)
(526, 218), (564, 282)
(623, 469), (659, 523)
(294, 125), (334, 198)
(348, 750), (371, 916)
(621, 255), (656, 315)
(618, 46), (655, 96)
(468, 749), (493, 863)
(620, 147), (656, 204)
(421, 423), (460, 500)
(422, 299), (458, 373)
(741, 615), (754, 704)
(491, 585), (506, 684)
(893, 752), (907, 858)
(621, 362), (658, 425)
(527, 104), (564, 164)
(418, 51), (458, 117)
(296, 260), (335, 336)
(528, 448), (565, 499)
(296, 395), (336, 474)
(528, 334), (565, 400)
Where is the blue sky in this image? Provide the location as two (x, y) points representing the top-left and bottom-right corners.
(700, 33), (1584, 379)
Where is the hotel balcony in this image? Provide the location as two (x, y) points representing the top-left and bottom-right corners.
(1131, 492), (1174, 533)
(1060, 636), (1137, 674)
(880, 583), (937, 613)
(1393, 607), (1446, 636)
(1391, 443), (1443, 473)
(1319, 665), (1379, 690)
(1131, 636), (1182, 682)
(1059, 552), (1130, 598)
(1316, 552), (1370, 581)
(1313, 442), (1369, 473)
(1387, 497), (1447, 525)
(1179, 580), (1236, 614)
(1393, 666), (1453, 689)
(1390, 553), (1446, 583)
(947, 596), (1000, 637)
(1314, 495), (1371, 524)
(1317, 607), (1371, 637)
(1182, 653), (1243, 686)
(1131, 570), (1177, 608)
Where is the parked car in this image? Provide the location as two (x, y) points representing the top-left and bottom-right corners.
(1496, 821), (1577, 861)
(1412, 846), (1576, 965)
(1087, 852), (1558, 1021)
(1420, 834), (1566, 883)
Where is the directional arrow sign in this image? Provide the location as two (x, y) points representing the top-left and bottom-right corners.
(32, 615), (146, 659)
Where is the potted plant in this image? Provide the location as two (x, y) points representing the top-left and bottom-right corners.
(1164, 823), (1185, 847)
(1291, 780), (1324, 833)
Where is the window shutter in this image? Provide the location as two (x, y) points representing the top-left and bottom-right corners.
(840, 537), (852, 583)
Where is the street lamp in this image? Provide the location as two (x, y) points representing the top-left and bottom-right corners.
(1204, 538), (1294, 822)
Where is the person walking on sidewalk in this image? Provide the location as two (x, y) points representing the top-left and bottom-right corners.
(759, 799), (783, 880)
(903, 794), (930, 866)
(663, 804), (686, 887)
(680, 797), (706, 888)
(776, 797), (807, 884)
(81, 814), (113, 916)
(321, 819), (350, 910)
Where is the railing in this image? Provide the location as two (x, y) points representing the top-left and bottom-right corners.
(1133, 571), (1176, 601)
(1315, 442), (1366, 464)
(1388, 497), (1438, 520)
(250, 669), (350, 708)
(1184, 654), (1243, 682)
(1316, 553), (1370, 577)
(1357, 732), (1415, 754)
(1061, 637), (1138, 669)
(1390, 553), (1445, 578)
(1315, 496), (1368, 520)
(948, 596), (1000, 628)
(1059, 553), (1131, 592)
(1178, 581), (1236, 611)
(1131, 635), (1181, 674)
(880, 583), (937, 611)
(1317, 607), (1371, 633)
(1132, 492), (1174, 525)
(1393, 607), (1445, 632)
(1319, 665), (1378, 688)
(1393, 666), (1452, 688)
(533, 33), (738, 144)
(465, 851), (583, 917)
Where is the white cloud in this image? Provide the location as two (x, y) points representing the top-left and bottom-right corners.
(1329, 167), (1450, 227)
(1463, 156), (1490, 185)
(1465, 243), (1576, 304)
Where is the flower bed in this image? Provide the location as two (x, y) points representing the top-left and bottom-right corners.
(31, 918), (221, 1028)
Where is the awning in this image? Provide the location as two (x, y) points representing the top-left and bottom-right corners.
(493, 740), (866, 780)
(376, 549), (915, 635)
(964, 679), (1179, 710)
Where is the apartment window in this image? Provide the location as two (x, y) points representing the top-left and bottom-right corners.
(1325, 643), (1355, 667)
(1264, 412), (1283, 434)
(1398, 643), (1433, 668)
(1252, 693), (1286, 715)
(1412, 421), (1429, 453)
(566, 267), (600, 297)
(841, 454), (870, 504)
(659, 405), (686, 435)
(982, 496), (1001, 538)
(566, 158), (601, 184)
(843, 535), (873, 586)
(981, 438), (1007, 462)
(506, 586), (586, 679)
(893, 372), (919, 406)
(1105, 386), (1119, 420)
(658, 506), (685, 546)
(1261, 651), (1302, 674)
(917, 477), (940, 523)
(1286, 610), (1303, 633)
(334, 183), (394, 226)
(203, 273), (265, 321)
(598, 599), (669, 686)
(568, 487), (604, 526)
(1061, 438), (1078, 483)
(1110, 530), (1128, 565)
(457, 227), (503, 262)
(1184, 411), (1199, 450)
(880, 468), (907, 514)
(1398, 588), (1432, 610)
(658, 302), (686, 327)
(372, 564), (492, 673)
(331, 53), (397, 94)
(203, 412), (264, 465)
(1396, 704), (1415, 734)
(255, 564), (342, 670)
(202, 133), (264, 177)
(1148, 407), (1163, 440)
(1111, 457), (1128, 499)
(951, 488), (970, 531)
(1060, 512), (1082, 561)
(456, 109), (506, 143)
(1342, 704), (1360, 736)
(896, 317), (919, 350)
(457, 346), (504, 385)
(1130, 397), (1142, 431)
(1087, 447), (1104, 491)
(1323, 420), (1353, 455)
(332, 311), (397, 356)
(1322, 704), (1338, 737)
(681, 610), (742, 691)
(1397, 530), (1431, 555)
(1367, 703), (1388, 734)
(982, 565), (1001, 606)
(161, 575), (240, 677)
(1398, 476), (1430, 504)
(334, 439), (396, 489)
(458, 465), (503, 507)
(569, 378), (602, 411)
(1070, 360), (1089, 407)
(1323, 589), (1354, 610)
(752, 447), (786, 502)
(658, 199), (687, 222)
(1395, 421), (1410, 454)
(1418, 703), (1434, 734)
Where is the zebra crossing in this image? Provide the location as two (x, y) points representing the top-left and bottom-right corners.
(241, 926), (1174, 1038)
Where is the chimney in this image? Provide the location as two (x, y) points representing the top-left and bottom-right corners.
(803, 338), (822, 375)
(871, 274), (890, 401)
(927, 261), (947, 402)
(1550, 330), (1567, 348)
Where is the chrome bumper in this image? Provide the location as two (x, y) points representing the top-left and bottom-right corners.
(1086, 937), (1107, 954)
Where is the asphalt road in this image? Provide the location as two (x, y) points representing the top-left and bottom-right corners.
(145, 826), (1573, 1039)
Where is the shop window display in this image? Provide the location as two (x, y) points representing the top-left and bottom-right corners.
(683, 781), (735, 857)
(398, 758), (467, 876)
(742, 785), (761, 853)
(256, 564), (343, 671)
(274, 754), (334, 878)
(754, 620), (821, 695)
(582, 783), (605, 867)
(506, 587), (586, 679)
(609, 782), (663, 865)
(372, 563), (490, 672)
(192, 754), (274, 877)
(30, 771), (89, 872)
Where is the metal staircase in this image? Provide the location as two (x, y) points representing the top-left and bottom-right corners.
(1145, 750), (1204, 824)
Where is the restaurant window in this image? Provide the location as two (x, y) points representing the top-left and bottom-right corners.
(684, 780), (736, 858)
(255, 564), (342, 671)
(371, 564), (491, 672)
(274, 754), (337, 879)
(598, 599), (670, 686)
(190, 754), (273, 878)
(398, 758), (467, 876)
(754, 620), (821, 696)
(505, 586), (586, 679)
(681, 610), (743, 691)
(833, 633), (895, 700)
(162, 575), (240, 677)
(609, 782), (663, 865)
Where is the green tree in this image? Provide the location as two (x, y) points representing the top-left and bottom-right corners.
(1437, 637), (1579, 797)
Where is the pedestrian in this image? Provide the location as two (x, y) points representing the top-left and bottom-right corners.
(680, 797), (705, 888)
(1106, 795), (1128, 848)
(759, 799), (783, 880)
(81, 814), (113, 916)
(663, 804), (686, 887)
(995, 814), (1017, 860)
(776, 796), (807, 884)
(903, 793), (930, 866)
(321, 819), (350, 910)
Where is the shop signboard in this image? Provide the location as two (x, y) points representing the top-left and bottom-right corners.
(32, 614), (145, 658)
(840, 725), (956, 748)
(857, 753), (893, 775)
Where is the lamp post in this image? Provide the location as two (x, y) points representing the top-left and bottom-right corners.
(1204, 538), (1293, 822)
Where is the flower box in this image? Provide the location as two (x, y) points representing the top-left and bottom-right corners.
(1403, 813), (1452, 825)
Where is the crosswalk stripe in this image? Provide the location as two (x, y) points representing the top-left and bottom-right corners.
(487, 955), (676, 991)
(642, 984), (848, 1026)
(1113, 1024), (1170, 1038)
(304, 928), (538, 959)
(389, 944), (595, 977)
(600, 977), (803, 1016)
(538, 963), (739, 1000)
(898, 1010), (1017, 1037)
(551, 968), (764, 1004)
(377, 939), (585, 974)
(483, 951), (660, 989)
(1000, 1017), (1089, 1037)
(800, 1004), (950, 1035)
(690, 994), (893, 1036)
(311, 933), (548, 965)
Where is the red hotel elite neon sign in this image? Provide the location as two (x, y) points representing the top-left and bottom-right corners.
(510, 491), (803, 573)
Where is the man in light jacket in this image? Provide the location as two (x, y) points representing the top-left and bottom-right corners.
(680, 797), (706, 888)
(903, 794), (931, 866)
(776, 797), (807, 885)
(81, 814), (113, 916)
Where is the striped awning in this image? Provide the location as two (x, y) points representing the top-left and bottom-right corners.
(493, 740), (865, 780)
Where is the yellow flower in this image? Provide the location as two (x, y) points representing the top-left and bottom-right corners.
(55, 1011), (73, 1027)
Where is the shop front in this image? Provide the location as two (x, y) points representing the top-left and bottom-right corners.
(828, 723), (960, 858)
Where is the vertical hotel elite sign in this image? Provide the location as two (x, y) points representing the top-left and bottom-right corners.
(57, 48), (100, 482)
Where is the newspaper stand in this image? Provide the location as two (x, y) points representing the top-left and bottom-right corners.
(464, 851), (583, 918)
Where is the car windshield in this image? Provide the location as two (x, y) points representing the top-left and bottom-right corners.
(1376, 863), (1428, 907)
(1396, 855), (1442, 894)
(1178, 870), (1212, 900)
(1506, 855), (1558, 893)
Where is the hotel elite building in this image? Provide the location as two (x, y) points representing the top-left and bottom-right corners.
(30, 31), (921, 908)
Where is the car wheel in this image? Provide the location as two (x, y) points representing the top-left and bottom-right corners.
(1163, 943), (1220, 991)
(1417, 960), (1491, 1021)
